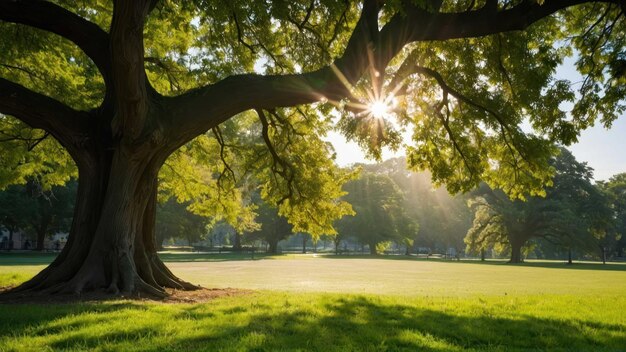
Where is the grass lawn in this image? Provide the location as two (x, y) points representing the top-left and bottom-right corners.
(1, 252), (625, 351)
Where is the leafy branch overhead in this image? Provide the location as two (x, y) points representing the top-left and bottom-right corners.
(1, 0), (624, 200)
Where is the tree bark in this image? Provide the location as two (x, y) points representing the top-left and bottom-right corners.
(6, 140), (197, 298)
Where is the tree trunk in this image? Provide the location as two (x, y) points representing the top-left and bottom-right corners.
(36, 229), (46, 251)
(268, 239), (279, 254)
(567, 247), (573, 265)
(7, 228), (14, 251)
(233, 233), (242, 251)
(509, 240), (523, 263)
(302, 234), (307, 254)
(6, 146), (197, 298)
(480, 249), (485, 261)
(35, 214), (52, 251)
(369, 242), (377, 255)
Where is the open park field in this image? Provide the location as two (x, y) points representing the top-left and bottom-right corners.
(1, 253), (625, 351)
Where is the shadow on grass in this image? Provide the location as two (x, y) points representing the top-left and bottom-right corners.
(0, 252), (281, 266)
(316, 254), (626, 272)
(2, 251), (625, 272)
(1, 296), (624, 351)
(0, 252), (58, 266)
(157, 252), (280, 262)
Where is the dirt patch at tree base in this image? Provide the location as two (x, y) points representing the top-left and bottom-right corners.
(0, 286), (250, 304)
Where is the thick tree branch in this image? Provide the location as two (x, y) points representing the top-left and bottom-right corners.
(0, 77), (91, 147)
(381, 0), (615, 43)
(0, 0), (111, 81)
(109, 0), (153, 139)
(168, 0), (380, 141)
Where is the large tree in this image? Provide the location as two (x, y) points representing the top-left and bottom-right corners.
(598, 173), (626, 258)
(337, 172), (409, 254)
(1, 0), (624, 297)
(465, 149), (612, 263)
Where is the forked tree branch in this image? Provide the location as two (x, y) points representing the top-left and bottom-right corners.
(0, 0), (111, 82)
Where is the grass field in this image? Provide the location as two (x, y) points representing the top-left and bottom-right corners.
(1, 252), (625, 351)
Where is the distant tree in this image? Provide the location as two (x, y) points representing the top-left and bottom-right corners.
(465, 188), (576, 263)
(246, 202), (293, 254)
(598, 173), (626, 258)
(301, 233), (310, 254)
(27, 180), (76, 251)
(0, 180), (75, 250)
(0, 185), (31, 250)
(156, 199), (209, 247)
(367, 158), (469, 253)
(337, 173), (409, 255)
(465, 149), (609, 263)
(205, 222), (235, 249)
(548, 150), (613, 263)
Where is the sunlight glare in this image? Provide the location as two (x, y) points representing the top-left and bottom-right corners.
(370, 100), (389, 118)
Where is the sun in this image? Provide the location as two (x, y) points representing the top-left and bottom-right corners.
(367, 95), (398, 119)
(369, 100), (390, 118)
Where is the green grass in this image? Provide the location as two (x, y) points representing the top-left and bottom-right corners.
(1, 253), (625, 351)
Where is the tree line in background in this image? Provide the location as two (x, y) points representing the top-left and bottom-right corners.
(152, 149), (626, 262)
(0, 180), (75, 251)
(5, 151), (623, 264)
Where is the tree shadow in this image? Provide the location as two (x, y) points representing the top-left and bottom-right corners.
(0, 301), (145, 336)
(156, 252), (282, 263)
(447, 259), (626, 272)
(0, 252), (284, 266)
(0, 252), (58, 266)
(2, 296), (622, 351)
(317, 254), (626, 272)
(174, 297), (625, 351)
